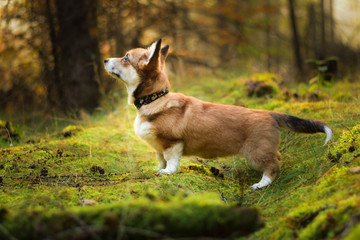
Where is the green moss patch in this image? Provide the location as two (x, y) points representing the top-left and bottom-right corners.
(1, 72), (360, 239)
(0, 194), (263, 240)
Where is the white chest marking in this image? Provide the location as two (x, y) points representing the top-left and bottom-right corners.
(134, 115), (162, 152)
(134, 115), (152, 138)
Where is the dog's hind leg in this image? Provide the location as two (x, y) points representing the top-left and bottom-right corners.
(244, 142), (280, 190)
(250, 157), (280, 190)
(154, 153), (167, 170)
(159, 142), (184, 175)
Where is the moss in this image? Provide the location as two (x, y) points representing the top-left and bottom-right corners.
(184, 163), (212, 175)
(245, 73), (280, 98)
(332, 124), (360, 156)
(254, 123), (360, 240)
(0, 194), (263, 239)
(2, 72), (360, 239)
(334, 91), (355, 102)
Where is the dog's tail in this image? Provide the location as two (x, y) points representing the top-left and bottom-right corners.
(270, 112), (333, 145)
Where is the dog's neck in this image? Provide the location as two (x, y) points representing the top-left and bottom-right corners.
(134, 88), (169, 109)
(132, 71), (171, 107)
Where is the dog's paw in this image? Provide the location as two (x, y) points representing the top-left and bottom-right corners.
(250, 183), (261, 190)
(154, 166), (166, 171)
(159, 169), (171, 175)
(250, 175), (272, 190)
(159, 168), (178, 175)
(250, 182), (270, 190)
(250, 182), (269, 190)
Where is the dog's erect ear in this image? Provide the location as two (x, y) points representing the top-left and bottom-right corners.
(145, 39), (162, 70)
(161, 44), (169, 60)
(160, 44), (169, 70)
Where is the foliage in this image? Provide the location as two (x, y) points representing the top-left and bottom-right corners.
(0, 193), (263, 239)
(1, 1), (360, 113)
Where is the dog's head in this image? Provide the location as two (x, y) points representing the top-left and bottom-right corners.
(104, 39), (170, 104)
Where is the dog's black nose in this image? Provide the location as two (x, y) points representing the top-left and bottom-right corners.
(104, 59), (109, 64)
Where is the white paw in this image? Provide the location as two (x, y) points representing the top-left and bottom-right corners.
(250, 183), (262, 190)
(154, 165), (166, 171)
(250, 175), (272, 190)
(159, 168), (176, 175)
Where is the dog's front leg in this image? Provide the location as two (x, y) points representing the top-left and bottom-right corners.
(154, 153), (166, 170)
(159, 142), (184, 175)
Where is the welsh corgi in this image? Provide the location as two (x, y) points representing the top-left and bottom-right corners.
(104, 39), (332, 190)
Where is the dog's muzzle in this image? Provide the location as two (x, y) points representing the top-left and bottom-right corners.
(104, 59), (121, 79)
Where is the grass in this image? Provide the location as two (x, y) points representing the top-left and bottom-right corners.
(1, 71), (360, 239)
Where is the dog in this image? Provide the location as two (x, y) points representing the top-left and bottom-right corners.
(104, 39), (333, 190)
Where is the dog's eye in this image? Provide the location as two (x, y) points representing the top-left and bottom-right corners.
(123, 55), (129, 62)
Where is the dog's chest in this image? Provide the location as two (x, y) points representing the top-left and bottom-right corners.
(134, 114), (162, 152)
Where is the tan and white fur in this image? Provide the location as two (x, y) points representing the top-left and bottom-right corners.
(104, 39), (333, 190)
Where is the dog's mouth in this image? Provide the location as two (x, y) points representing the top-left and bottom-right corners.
(111, 72), (121, 79)
(104, 61), (122, 79)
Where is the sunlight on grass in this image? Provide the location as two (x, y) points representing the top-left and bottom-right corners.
(1, 72), (360, 239)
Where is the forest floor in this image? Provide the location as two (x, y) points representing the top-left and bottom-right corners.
(1, 71), (360, 239)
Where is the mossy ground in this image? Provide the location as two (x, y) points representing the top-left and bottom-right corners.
(1, 71), (360, 239)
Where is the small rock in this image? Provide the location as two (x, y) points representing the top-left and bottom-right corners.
(349, 167), (360, 174)
(83, 199), (96, 206)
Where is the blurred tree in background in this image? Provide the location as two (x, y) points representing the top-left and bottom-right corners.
(0, 0), (359, 115)
(46, 0), (101, 114)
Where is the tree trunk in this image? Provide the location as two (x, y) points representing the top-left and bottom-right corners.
(217, 0), (231, 64)
(308, 3), (319, 59)
(53, 0), (100, 114)
(45, 0), (61, 108)
(320, 0), (326, 59)
(329, 0), (335, 44)
(288, 0), (303, 76)
(265, 0), (271, 72)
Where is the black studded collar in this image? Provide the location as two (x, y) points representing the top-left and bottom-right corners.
(134, 89), (169, 110)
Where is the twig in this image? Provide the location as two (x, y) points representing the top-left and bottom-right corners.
(0, 146), (42, 167)
(1, 171), (134, 179)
